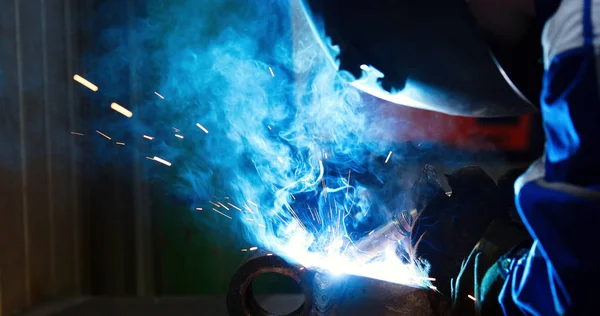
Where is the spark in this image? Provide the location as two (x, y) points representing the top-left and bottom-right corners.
(96, 130), (111, 140)
(212, 208), (232, 220)
(248, 200), (258, 207)
(115, 142), (125, 146)
(218, 202), (230, 210)
(173, 127), (180, 132)
(209, 201), (221, 208)
(308, 206), (319, 223)
(314, 207), (322, 224)
(347, 169), (351, 194)
(70, 132), (84, 136)
(152, 156), (171, 166)
(154, 91), (165, 99)
(143, 135), (154, 140)
(414, 276), (436, 281)
(267, 253), (273, 256)
(241, 249), (248, 252)
(299, 267), (305, 270)
(196, 123), (209, 134)
(285, 204), (307, 231)
(175, 134), (184, 139)
(110, 102), (133, 118)
(291, 194), (296, 200)
(246, 218), (254, 221)
(257, 223), (266, 228)
(243, 204), (255, 214)
(249, 247), (258, 251)
(329, 203), (333, 220)
(73, 74), (98, 92)
(318, 160), (325, 184)
(360, 64), (369, 71)
(385, 150), (393, 164)
(277, 157), (284, 163)
(429, 286), (437, 291)
(268, 67), (275, 77)
(468, 295), (476, 301)
(267, 125), (272, 130)
(324, 153), (328, 159)
(196, 208), (203, 211)
(227, 203), (242, 211)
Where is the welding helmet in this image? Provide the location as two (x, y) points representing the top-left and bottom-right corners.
(301, 0), (543, 117)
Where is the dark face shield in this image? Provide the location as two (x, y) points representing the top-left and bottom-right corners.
(301, 0), (543, 117)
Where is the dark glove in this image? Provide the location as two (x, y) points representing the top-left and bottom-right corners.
(450, 220), (531, 315)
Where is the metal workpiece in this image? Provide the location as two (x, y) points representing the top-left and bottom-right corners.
(311, 272), (343, 316)
(226, 253), (314, 316)
(227, 251), (450, 316)
(334, 275), (450, 316)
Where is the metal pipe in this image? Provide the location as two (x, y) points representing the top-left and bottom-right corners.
(311, 272), (343, 316)
(227, 254), (313, 316)
(227, 249), (449, 315)
(227, 216), (416, 315)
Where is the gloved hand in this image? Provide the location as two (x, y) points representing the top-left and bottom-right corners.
(451, 241), (493, 316)
(450, 220), (531, 316)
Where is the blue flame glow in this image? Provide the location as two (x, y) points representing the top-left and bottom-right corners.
(84, 0), (431, 286)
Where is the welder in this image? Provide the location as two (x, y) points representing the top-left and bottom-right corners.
(303, 0), (600, 314)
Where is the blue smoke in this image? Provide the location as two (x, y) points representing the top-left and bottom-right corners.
(82, 0), (430, 285)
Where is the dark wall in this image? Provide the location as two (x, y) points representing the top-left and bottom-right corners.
(0, 0), (157, 314)
(0, 0), (87, 314)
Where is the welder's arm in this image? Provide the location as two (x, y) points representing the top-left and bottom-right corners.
(501, 0), (600, 314)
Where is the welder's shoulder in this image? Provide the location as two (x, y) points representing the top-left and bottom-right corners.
(539, 0), (600, 176)
(542, 0), (600, 67)
(509, 180), (600, 314)
(540, 0), (600, 110)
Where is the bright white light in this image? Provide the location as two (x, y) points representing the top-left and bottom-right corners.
(152, 156), (171, 166)
(196, 123), (209, 134)
(110, 102), (133, 118)
(73, 74), (98, 92)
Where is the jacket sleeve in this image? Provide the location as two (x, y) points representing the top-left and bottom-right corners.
(500, 0), (600, 315)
